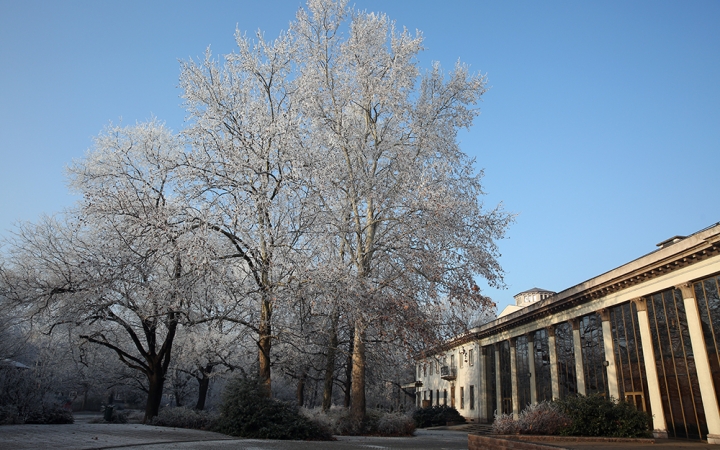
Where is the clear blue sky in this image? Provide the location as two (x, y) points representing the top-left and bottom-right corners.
(1, 0), (719, 313)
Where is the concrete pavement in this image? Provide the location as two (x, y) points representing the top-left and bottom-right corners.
(0, 414), (467, 450)
(2, 414), (720, 450)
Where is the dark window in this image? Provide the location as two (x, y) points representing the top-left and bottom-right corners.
(484, 345), (497, 418)
(580, 313), (608, 396)
(610, 301), (649, 413)
(499, 341), (513, 414)
(555, 322), (577, 398)
(695, 275), (720, 409)
(515, 336), (531, 410)
(533, 329), (552, 402)
(647, 288), (707, 440)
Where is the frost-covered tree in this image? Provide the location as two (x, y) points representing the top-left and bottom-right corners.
(179, 25), (310, 396)
(0, 121), (214, 421)
(1, 0), (512, 425)
(292, 0), (511, 420)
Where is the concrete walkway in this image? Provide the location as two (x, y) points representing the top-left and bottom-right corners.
(0, 416), (467, 450)
(2, 416), (720, 450)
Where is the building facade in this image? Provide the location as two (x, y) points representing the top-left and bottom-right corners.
(415, 223), (720, 443)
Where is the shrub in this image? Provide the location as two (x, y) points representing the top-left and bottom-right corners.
(300, 407), (415, 436)
(151, 406), (219, 430)
(554, 394), (651, 438)
(375, 410), (416, 436)
(214, 376), (332, 440)
(89, 408), (128, 424)
(515, 401), (571, 435)
(412, 405), (465, 428)
(491, 401), (571, 435)
(491, 412), (518, 434)
(24, 405), (74, 424)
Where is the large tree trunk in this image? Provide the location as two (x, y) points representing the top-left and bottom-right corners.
(258, 295), (272, 397)
(344, 327), (354, 408)
(144, 361), (166, 423)
(349, 320), (366, 421)
(195, 364), (213, 411)
(322, 314), (339, 411)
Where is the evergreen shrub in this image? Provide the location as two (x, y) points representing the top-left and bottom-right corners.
(214, 376), (332, 440)
(412, 405), (466, 428)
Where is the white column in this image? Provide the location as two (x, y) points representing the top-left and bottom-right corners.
(510, 338), (519, 419)
(478, 346), (487, 422)
(527, 333), (537, 405)
(548, 326), (560, 400)
(677, 283), (720, 444)
(598, 309), (620, 400)
(495, 344), (502, 415)
(633, 297), (668, 439)
(570, 318), (586, 396)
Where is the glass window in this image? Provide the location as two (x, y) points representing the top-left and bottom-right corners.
(499, 341), (512, 414)
(469, 349), (474, 366)
(555, 322), (577, 398)
(647, 288), (707, 440)
(460, 386), (465, 409)
(515, 335), (531, 410)
(533, 329), (552, 403)
(579, 313), (608, 396)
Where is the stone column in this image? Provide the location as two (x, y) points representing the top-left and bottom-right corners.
(570, 318), (586, 396)
(478, 346), (487, 422)
(510, 338), (519, 419)
(677, 283), (720, 444)
(495, 344), (502, 415)
(598, 309), (620, 400)
(527, 333), (537, 405)
(633, 297), (668, 439)
(547, 326), (560, 400)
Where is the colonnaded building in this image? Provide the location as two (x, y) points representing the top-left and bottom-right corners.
(413, 222), (720, 444)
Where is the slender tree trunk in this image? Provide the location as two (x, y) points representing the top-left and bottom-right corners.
(195, 364), (213, 411)
(258, 294), (272, 397)
(81, 388), (88, 411)
(344, 326), (354, 408)
(296, 372), (306, 407)
(322, 313), (339, 411)
(350, 320), (366, 421)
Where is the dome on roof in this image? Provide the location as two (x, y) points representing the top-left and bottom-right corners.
(513, 288), (556, 307)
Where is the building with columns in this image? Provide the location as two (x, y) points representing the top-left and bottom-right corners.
(414, 222), (720, 443)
